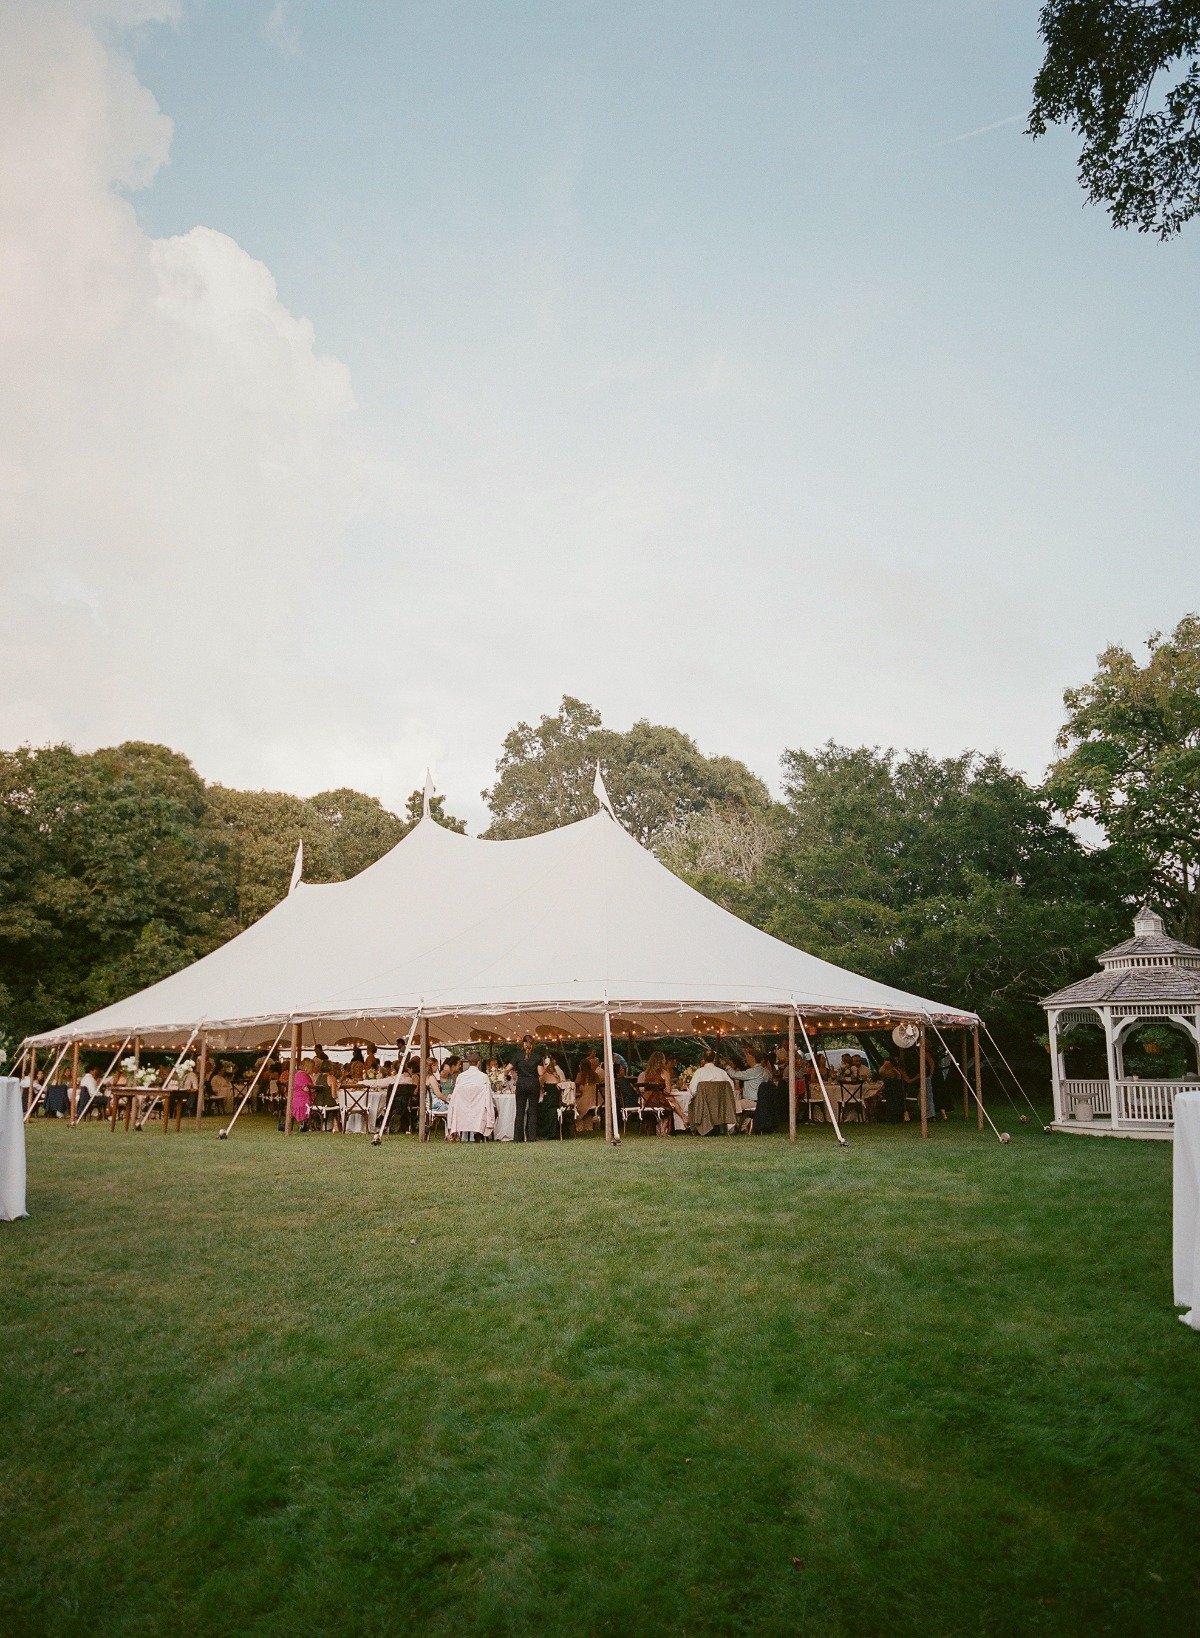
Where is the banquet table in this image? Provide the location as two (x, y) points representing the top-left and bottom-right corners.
(0, 1077), (27, 1221)
(338, 1081), (390, 1134)
(1174, 1090), (1200, 1331)
(493, 1090), (516, 1141)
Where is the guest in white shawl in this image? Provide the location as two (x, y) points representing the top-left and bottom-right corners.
(446, 1051), (496, 1142)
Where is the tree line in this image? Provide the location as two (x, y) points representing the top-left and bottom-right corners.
(1, 615), (1196, 1054)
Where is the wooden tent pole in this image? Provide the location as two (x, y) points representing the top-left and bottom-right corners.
(961, 1026), (970, 1121)
(27, 1047), (37, 1119)
(918, 1024), (929, 1139)
(417, 1017), (429, 1142)
(787, 1012), (797, 1142)
(70, 1042), (80, 1124)
(602, 1008), (619, 1146)
(194, 1033), (208, 1131)
(973, 1023), (984, 1132)
(285, 1021), (300, 1134)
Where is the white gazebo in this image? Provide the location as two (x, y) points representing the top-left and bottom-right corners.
(1044, 908), (1200, 1138)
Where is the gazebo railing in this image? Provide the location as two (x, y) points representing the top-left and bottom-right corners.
(1114, 1080), (1186, 1124)
(1061, 1077), (1188, 1125)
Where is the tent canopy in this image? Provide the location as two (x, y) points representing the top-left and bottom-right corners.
(29, 804), (977, 1050)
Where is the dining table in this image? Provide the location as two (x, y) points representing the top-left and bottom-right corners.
(493, 1090), (516, 1141)
(338, 1080), (391, 1133)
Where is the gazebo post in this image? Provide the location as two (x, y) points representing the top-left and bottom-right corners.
(417, 1017), (429, 1141)
(972, 1024), (984, 1131)
(285, 1021), (300, 1135)
(918, 1025), (929, 1139)
(787, 1012), (797, 1142)
(1047, 1010), (1064, 1124)
(1103, 1006), (1120, 1130)
(602, 1008), (619, 1146)
(194, 1033), (208, 1131)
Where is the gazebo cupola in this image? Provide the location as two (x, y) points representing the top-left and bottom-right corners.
(1043, 906), (1200, 1137)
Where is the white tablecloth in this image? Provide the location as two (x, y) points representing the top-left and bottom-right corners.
(0, 1077), (27, 1221)
(494, 1091), (516, 1141)
(1174, 1091), (1200, 1330)
(338, 1083), (389, 1133)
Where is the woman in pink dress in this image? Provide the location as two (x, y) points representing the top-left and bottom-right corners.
(290, 1059), (314, 1129)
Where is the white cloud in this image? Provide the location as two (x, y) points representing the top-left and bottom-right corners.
(0, 2), (382, 803)
(263, 0), (299, 58)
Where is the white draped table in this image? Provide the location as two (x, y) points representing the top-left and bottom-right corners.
(338, 1082), (389, 1133)
(1174, 1090), (1200, 1331)
(493, 1091), (516, 1141)
(1, 1077), (27, 1221)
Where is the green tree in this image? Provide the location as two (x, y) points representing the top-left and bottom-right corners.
(1029, 2), (1200, 237)
(0, 742), (237, 1041)
(1049, 614), (1200, 941)
(482, 696), (769, 848)
(746, 745), (1126, 1039)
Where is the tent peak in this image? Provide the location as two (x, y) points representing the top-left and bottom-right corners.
(593, 762), (615, 818)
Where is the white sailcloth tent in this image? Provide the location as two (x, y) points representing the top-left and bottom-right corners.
(29, 788), (976, 1054)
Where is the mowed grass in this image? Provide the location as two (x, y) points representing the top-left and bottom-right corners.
(1, 1115), (1197, 1636)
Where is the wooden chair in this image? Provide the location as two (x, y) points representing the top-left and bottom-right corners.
(339, 1085), (370, 1134)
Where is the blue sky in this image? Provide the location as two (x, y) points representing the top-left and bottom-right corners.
(3, 1), (1196, 825)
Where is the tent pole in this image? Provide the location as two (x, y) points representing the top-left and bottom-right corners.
(796, 1013), (847, 1147)
(918, 1024), (929, 1139)
(194, 1033), (208, 1131)
(961, 1027), (969, 1120)
(27, 1047), (37, 1120)
(973, 1023), (984, 1131)
(787, 1013), (797, 1142)
(418, 1018), (429, 1142)
(373, 1015), (422, 1143)
(285, 1021), (300, 1134)
(221, 1023), (288, 1139)
(25, 1042), (69, 1123)
(602, 1008), (619, 1146)
(73, 1033), (131, 1126)
(70, 1042), (80, 1124)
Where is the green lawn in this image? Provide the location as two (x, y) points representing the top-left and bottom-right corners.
(1, 1116), (1196, 1636)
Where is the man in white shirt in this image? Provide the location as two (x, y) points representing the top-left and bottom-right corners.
(74, 1069), (99, 1122)
(447, 1051), (496, 1142)
(688, 1048), (737, 1135)
(729, 1048), (769, 1113)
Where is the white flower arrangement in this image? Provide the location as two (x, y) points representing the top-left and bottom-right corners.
(136, 1067), (158, 1088)
(121, 1055), (139, 1075)
(176, 1057), (196, 1077)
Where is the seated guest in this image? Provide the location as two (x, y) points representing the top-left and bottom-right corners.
(638, 1050), (675, 1135)
(347, 1047), (365, 1082)
(729, 1047), (769, 1128)
(208, 1064), (234, 1115)
(447, 1051), (495, 1142)
(44, 1079), (70, 1118)
(363, 1046), (381, 1080)
(688, 1048), (737, 1134)
(76, 1066), (101, 1120)
(573, 1049), (603, 1132)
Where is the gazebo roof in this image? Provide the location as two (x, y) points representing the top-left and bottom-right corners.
(1044, 906), (1200, 1008)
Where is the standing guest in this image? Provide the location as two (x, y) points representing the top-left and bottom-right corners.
(363, 1046), (381, 1079)
(751, 1061), (783, 1133)
(879, 1049), (915, 1123)
(511, 1035), (542, 1143)
(537, 1054), (566, 1139)
(446, 1050), (495, 1142)
(290, 1059), (314, 1129)
(390, 1055), (418, 1134)
(347, 1047), (365, 1082)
